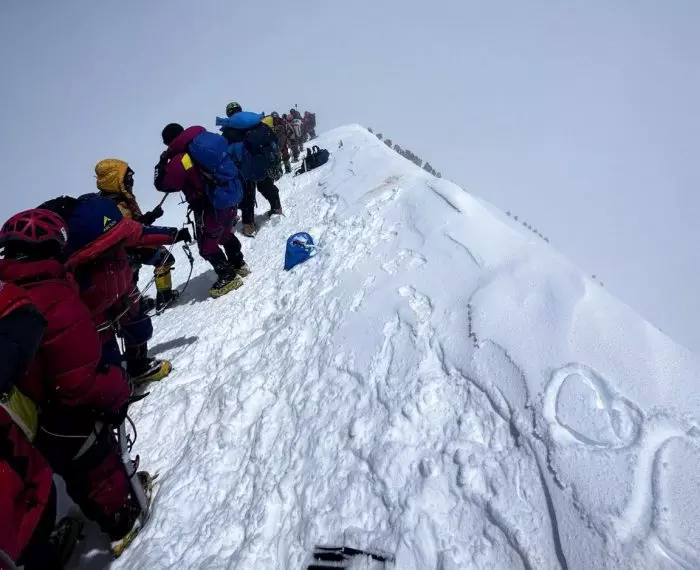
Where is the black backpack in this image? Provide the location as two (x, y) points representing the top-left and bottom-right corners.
(221, 123), (278, 182)
(38, 195), (80, 222)
(295, 146), (330, 175)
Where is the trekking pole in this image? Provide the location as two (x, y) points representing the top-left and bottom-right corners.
(156, 192), (170, 209)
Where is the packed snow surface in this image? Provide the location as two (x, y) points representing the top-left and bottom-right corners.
(77, 125), (700, 569)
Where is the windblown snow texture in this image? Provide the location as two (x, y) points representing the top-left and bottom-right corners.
(75, 125), (700, 569)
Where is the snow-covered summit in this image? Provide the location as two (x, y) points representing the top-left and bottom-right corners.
(102, 125), (699, 569)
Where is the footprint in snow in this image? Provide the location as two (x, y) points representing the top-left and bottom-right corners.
(398, 286), (432, 325)
(382, 249), (427, 276)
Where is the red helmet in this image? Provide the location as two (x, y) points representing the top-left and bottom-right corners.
(0, 208), (68, 249)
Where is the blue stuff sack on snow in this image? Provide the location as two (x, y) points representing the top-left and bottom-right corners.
(284, 232), (317, 271)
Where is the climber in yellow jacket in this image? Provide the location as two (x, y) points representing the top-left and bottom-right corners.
(95, 158), (179, 311)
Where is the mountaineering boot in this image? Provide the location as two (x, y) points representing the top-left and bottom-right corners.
(235, 263), (251, 278)
(210, 274), (243, 298)
(223, 238), (245, 269)
(210, 259), (243, 298)
(284, 161), (292, 174)
(155, 288), (180, 312)
(268, 208), (284, 217)
(111, 471), (155, 559)
(129, 357), (172, 385)
(242, 222), (257, 237)
(125, 343), (172, 385)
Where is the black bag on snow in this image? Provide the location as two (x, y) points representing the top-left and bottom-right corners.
(295, 146), (330, 175)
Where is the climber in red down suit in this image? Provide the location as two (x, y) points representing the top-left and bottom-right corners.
(155, 123), (250, 298)
(0, 207), (142, 549)
(0, 280), (56, 569)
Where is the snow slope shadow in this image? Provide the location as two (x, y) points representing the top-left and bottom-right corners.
(178, 269), (217, 304)
(148, 336), (198, 356)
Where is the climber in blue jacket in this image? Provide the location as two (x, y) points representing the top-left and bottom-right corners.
(216, 105), (283, 237)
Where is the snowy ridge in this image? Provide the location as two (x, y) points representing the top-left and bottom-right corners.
(86, 125), (699, 569)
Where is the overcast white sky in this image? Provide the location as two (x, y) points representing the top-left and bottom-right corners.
(1, 0), (699, 353)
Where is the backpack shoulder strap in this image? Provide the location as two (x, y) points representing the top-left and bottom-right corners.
(181, 153), (194, 171)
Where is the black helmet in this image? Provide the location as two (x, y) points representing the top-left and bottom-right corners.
(162, 123), (184, 145)
(226, 102), (242, 117)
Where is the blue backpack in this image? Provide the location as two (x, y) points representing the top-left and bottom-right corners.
(187, 131), (244, 210)
(216, 113), (278, 182)
(284, 232), (317, 271)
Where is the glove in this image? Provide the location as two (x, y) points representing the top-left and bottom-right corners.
(175, 228), (192, 243)
(140, 206), (164, 226)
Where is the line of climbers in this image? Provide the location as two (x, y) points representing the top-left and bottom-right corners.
(0, 102), (317, 568)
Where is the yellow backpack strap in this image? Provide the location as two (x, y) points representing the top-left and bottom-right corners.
(181, 153), (193, 171)
(1, 387), (38, 441)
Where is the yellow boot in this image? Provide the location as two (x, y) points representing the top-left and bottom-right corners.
(209, 275), (244, 298)
(126, 344), (172, 385)
(155, 266), (179, 311)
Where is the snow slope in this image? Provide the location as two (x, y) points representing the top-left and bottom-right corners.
(81, 125), (700, 569)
